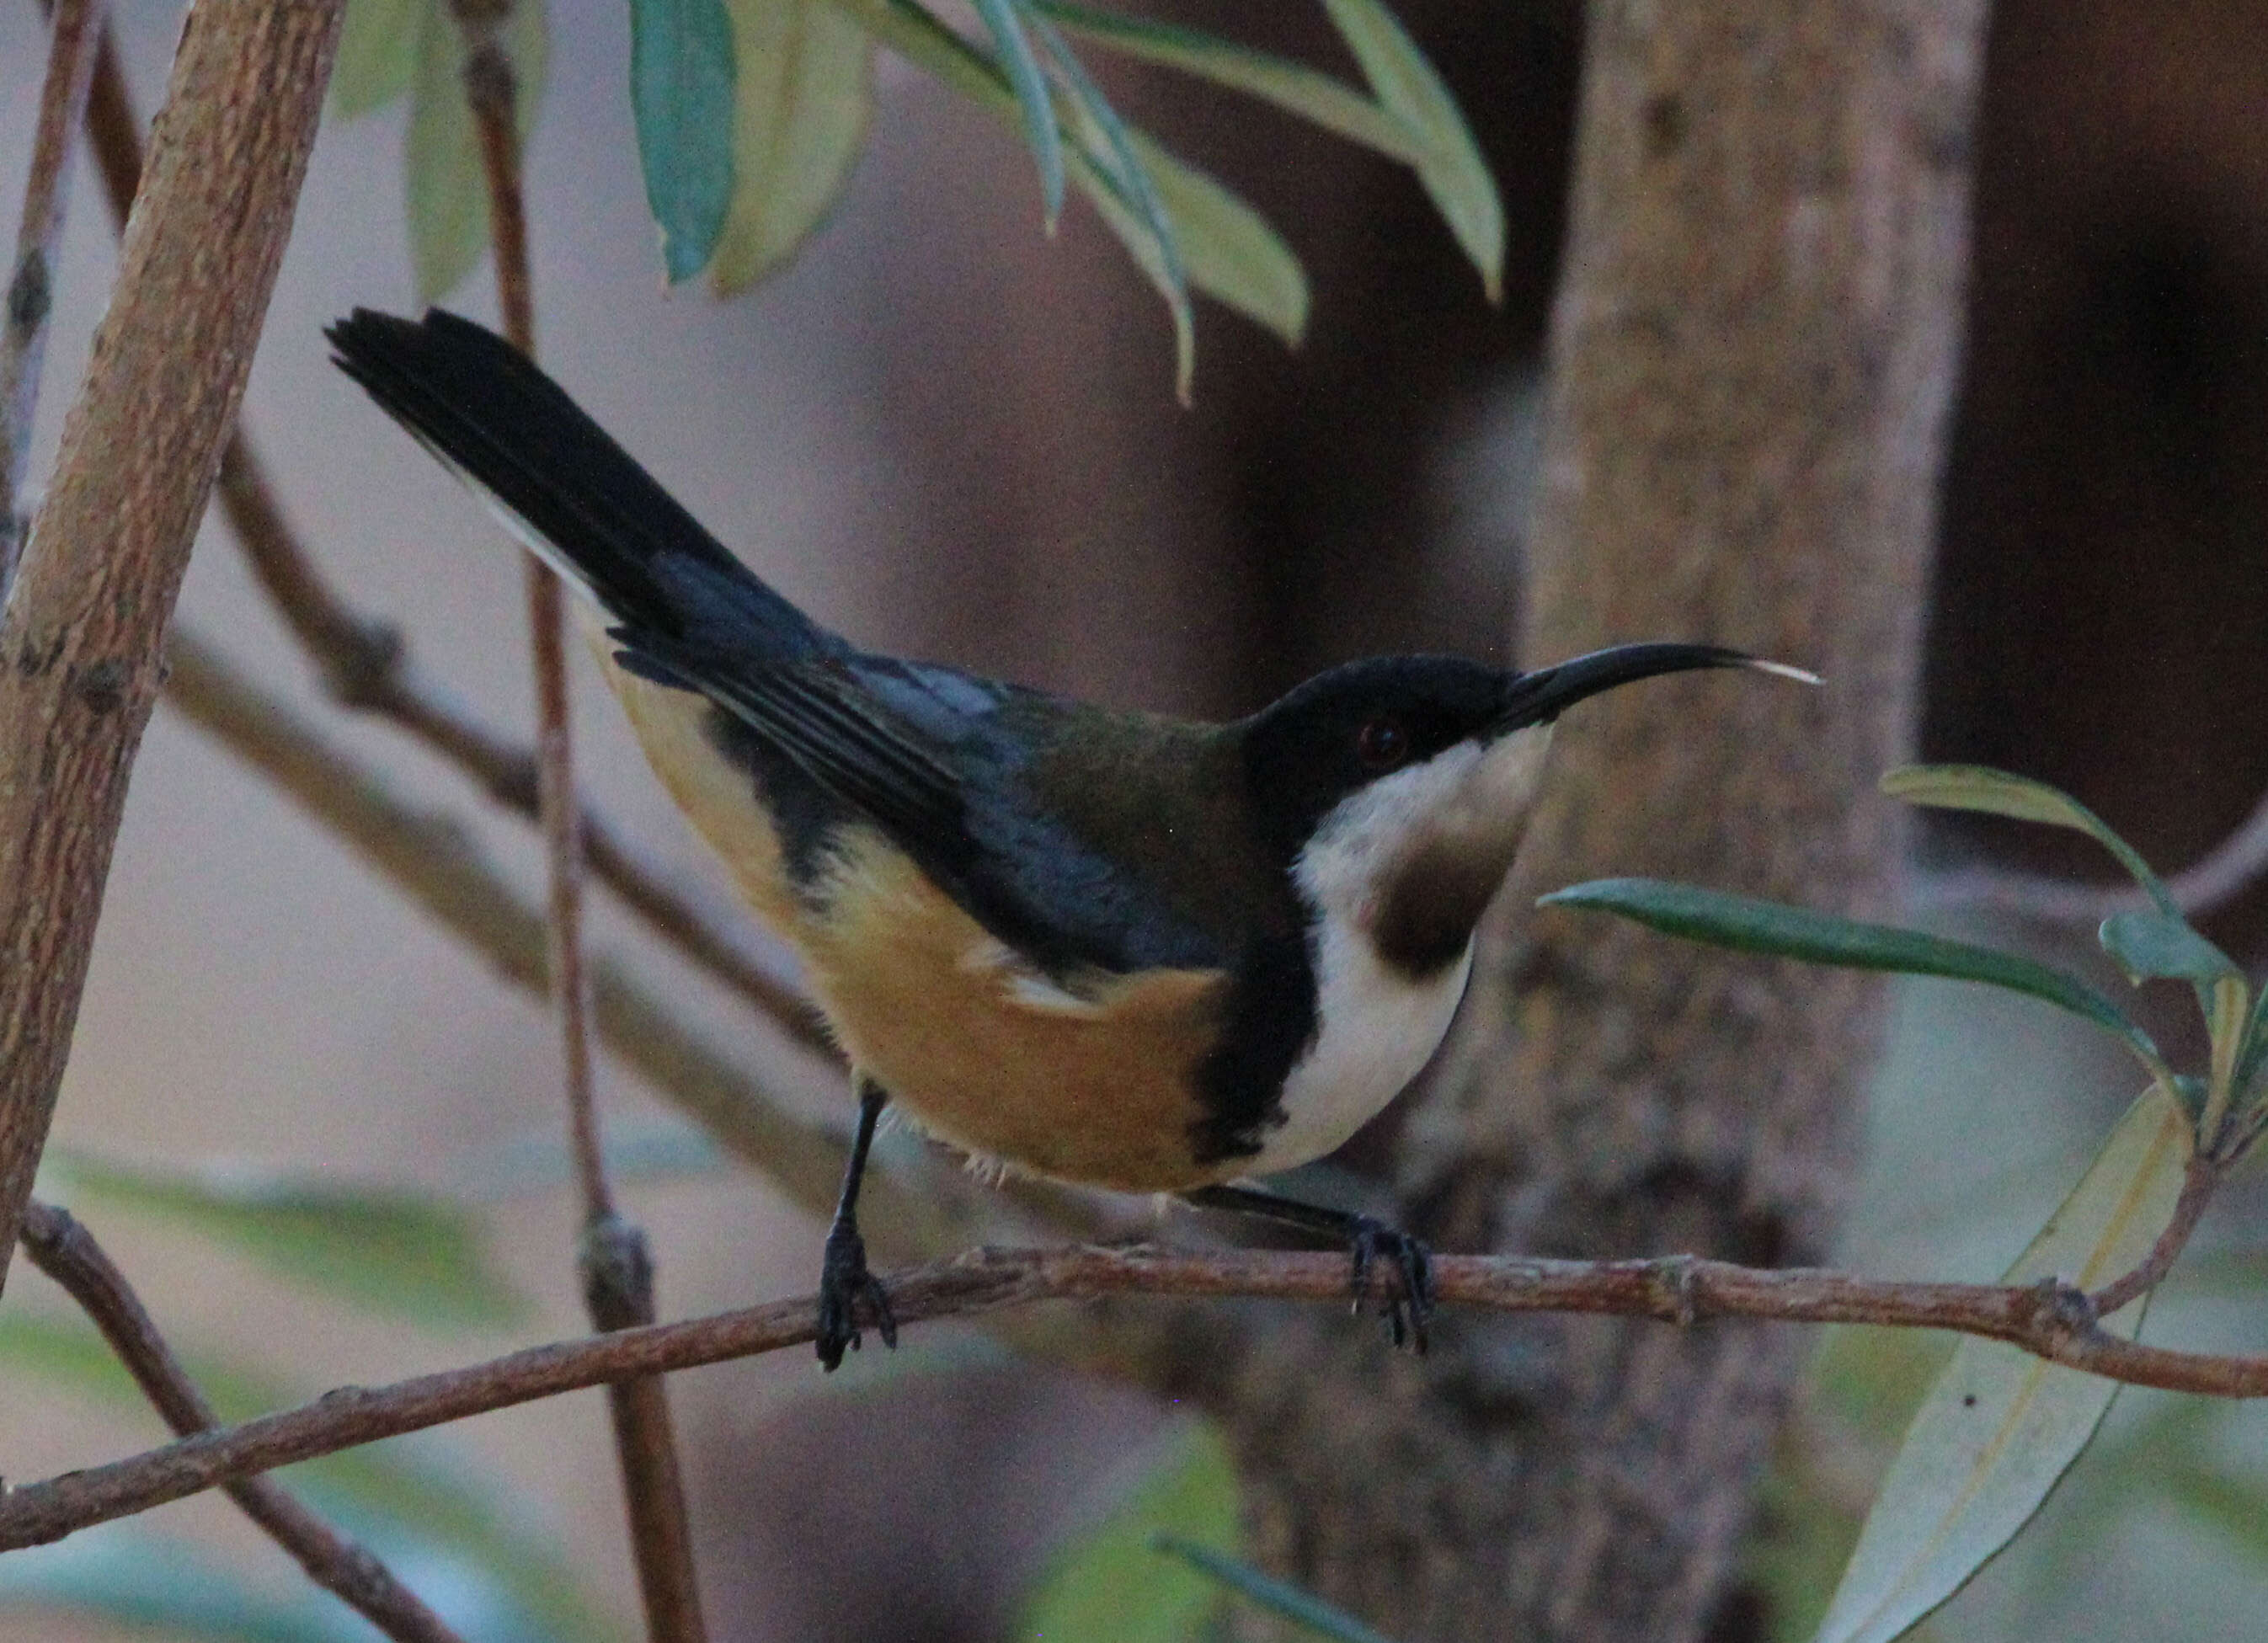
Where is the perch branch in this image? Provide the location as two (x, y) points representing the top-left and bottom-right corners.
(6, 1240), (2268, 1555)
(0, 0), (344, 1290)
(18, 1201), (469, 1643)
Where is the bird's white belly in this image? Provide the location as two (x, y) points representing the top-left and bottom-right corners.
(1249, 923), (1473, 1175)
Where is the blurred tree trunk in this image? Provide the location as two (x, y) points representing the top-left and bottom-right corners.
(1200, 4), (1987, 1638)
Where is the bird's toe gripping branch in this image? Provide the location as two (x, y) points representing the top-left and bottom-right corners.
(816, 1218), (897, 1371)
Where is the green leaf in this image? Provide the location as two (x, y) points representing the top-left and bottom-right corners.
(0, 1312), (618, 1643)
(333, 0), (430, 117)
(39, 1152), (526, 1329)
(1812, 1083), (2191, 1643)
(1017, 1422), (1242, 1643)
(709, 0), (875, 291)
(1031, 1), (1423, 162)
(2097, 908), (2242, 989)
(1540, 878), (2169, 1082)
(850, 0), (1307, 376)
(972, 0), (1066, 229)
(1153, 1535), (1402, 1642)
(1110, 129), (1305, 351)
(404, 0), (550, 301)
(1318, 0), (1503, 298)
(1881, 765), (2177, 918)
(1043, 40), (1193, 395)
(0, 1528), (379, 1643)
(630, 0), (739, 283)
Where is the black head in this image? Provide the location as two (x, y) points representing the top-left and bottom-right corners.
(1239, 643), (1785, 860)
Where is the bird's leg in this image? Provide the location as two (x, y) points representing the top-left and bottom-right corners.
(1183, 1182), (1435, 1352)
(815, 1075), (898, 1371)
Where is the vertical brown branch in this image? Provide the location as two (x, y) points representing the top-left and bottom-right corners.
(449, 8), (709, 1638)
(19, 1202), (470, 1643)
(0, 0), (106, 604)
(0, 0), (344, 1293)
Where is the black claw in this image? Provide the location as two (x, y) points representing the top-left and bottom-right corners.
(815, 1219), (897, 1372)
(1347, 1216), (1434, 1354)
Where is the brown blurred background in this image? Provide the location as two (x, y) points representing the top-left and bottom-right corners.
(5, 1), (2268, 1638)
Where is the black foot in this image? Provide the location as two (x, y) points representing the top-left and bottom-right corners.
(1348, 1216), (1434, 1353)
(815, 1219), (897, 1372)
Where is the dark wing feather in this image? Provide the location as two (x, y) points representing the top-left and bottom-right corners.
(328, 307), (838, 664)
(621, 637), (970, 861)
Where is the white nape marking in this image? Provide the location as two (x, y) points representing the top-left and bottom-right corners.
(958, 936), (1106, 1018)
(1251, 729), (1550, 1174)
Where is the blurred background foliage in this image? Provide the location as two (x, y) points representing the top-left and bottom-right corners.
(5, 0), (2268, 1639)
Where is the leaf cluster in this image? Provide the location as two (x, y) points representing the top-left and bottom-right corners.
(329, 0), (1504, 396)
(1545, 764), (2268, 1642)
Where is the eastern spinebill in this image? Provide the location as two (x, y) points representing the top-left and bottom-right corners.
(328, 308), (1812, 1367)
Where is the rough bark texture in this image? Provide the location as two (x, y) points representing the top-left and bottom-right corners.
(0, 0), (343, 1291)
(1205, 3), (1986, 1638)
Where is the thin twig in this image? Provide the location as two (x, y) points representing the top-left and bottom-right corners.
(451, 8), (707, 1635)
(7, 1240), (2268, 1555)
(2091, 1150), (2222, 1317)
(1, 0), (104, 605)
(69, 27), (830, 1061)
(17, 1201), (468, 1643)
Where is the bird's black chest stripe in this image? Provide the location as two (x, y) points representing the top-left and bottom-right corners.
(1187, 926), (1317, 1167)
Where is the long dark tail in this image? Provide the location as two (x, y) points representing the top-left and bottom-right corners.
(327, 308), (837, 664)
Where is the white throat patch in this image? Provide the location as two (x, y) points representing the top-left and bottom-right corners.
(1251, 728), (1551, 1174)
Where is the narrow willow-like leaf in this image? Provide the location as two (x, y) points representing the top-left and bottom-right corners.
(39, 1153), (526, 1328)
(1033, 1), (1422, 162)
(1037, 13), (1188, 320)
(1317, 0), (1503, 298)
(1812, 1084), (2191, 1643)
(0, 1313), (615, 1641)
(404, 0), (550, 301)
(971, 0), (1066, 228)
(1154, 1534), (1403, 1642)
(1881, 765), (2177, 918)
(1016, 1423), (1242, 1642)
(1541, 878), (2168, 1081)
(851, 0), (1307, 376)
(709, 0), (874, 291)
(1118, 129), (1304, 346)
(0, 1529), (376, 1643)
(2097, 908), (2243, 989)
(630, 0), (739, 283)
(333, 0), (430, 117)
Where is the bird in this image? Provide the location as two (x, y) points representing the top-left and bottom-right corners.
(328, 307), (1812, 1368)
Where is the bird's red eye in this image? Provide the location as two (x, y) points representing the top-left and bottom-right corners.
(1356, 715), (1410, 771)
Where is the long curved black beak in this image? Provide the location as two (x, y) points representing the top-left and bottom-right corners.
(1495, 643), (1816, 733)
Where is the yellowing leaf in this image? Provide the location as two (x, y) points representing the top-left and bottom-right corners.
(1812, 1084), (2191, 1643)
(333, 0), (431, 118)
(1319, 0), (1502, 299)
(404, 0), (550, 303)
(709, 0), (875, 292)
(1017, 1422), (1241, 1642)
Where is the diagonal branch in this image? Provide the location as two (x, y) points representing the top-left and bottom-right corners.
(0, 0), (104, 605)
(0, 0), (345, 1293)
(69, 19), (830, 1062)
(5, 1241), (2268, 1557)
(18, 1201), (469, 1643)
